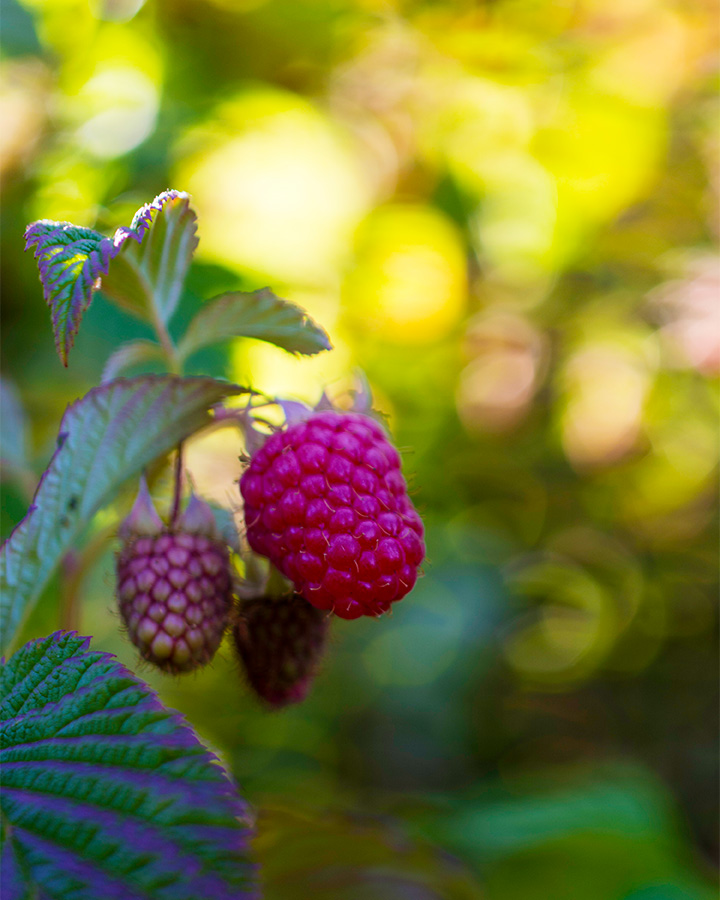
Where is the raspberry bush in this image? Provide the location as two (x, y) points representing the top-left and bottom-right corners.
(0, 190), (424, 899)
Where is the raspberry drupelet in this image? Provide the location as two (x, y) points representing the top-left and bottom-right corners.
(240, 410), (425, 619)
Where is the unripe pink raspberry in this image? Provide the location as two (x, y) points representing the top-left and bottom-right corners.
(233, 592), (329, 708)
(116, 482), (233, 673)
(240, 410), (425, 619)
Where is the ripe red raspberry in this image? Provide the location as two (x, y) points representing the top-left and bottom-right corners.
(233, 593), (329, 708)
(116, 484), (233, 673)
(240, 410), (425, 619)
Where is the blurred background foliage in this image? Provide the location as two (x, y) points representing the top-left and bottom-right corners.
(1, 0), (718, 897)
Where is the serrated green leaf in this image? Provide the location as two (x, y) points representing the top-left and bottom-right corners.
(177, 289), (332, 362)
(101, 191), (198, 327)
(0, 376), (245, 655)
(101, 340), (166, 384)
(25, 192), (199, 365)
(0, 631), (256, 900)
(24, 221), (115, 365)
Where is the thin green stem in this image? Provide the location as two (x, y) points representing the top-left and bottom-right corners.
(151, 307), (181, 375)
(129, 256), (181, 374)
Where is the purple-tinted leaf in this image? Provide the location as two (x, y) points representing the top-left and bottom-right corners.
(101, 339), (165, 384)
(0, 631), (256, 900)
(24, 221), (115, 366)
(101, 191), (198, 327)
(0, 376), (246, 654)
(24, 191), (198, 365)
(177, 289), (332, 362)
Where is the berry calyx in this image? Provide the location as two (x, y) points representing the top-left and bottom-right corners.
(240, 410), (425, 619)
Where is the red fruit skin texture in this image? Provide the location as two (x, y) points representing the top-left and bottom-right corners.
(240, 411), (425, 619)
(233, 593), (329, 708)
(116, 531), (232, 673)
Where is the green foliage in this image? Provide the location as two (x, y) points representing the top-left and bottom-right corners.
(2, 0), (718, 896)
(0, 376), (245, 655)
(24, 193), (199, 366)
(101, 191), (198, 327)
(24, 221), (113, 365)
(177, 289), (332, 362)
(0, 631), (255, 900)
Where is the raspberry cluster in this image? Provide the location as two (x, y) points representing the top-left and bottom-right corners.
(240, 411), (425, 619)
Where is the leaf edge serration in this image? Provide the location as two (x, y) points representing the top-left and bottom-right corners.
(24, 221), (115, 365)
(111, 189), (195, 253)
(24, 190), (195, 366)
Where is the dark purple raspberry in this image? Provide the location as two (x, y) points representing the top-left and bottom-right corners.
(240, 410), (425, 619)
(116, 484), (233, 673)
(233, 592), (329, 708)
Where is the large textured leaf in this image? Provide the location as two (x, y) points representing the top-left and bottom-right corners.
(101, 191), (198, 327)
(177, 289), (332, 362)
(0, 631), (256, 900)
(24, 221), (115, 366)
(0, 375), (245, 654)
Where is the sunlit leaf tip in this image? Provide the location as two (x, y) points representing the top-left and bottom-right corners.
(24, 220), (116, 366)
(111, 189), (196, 252)
(25, 191), (198, 364)
(102, 189), (199, 326)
